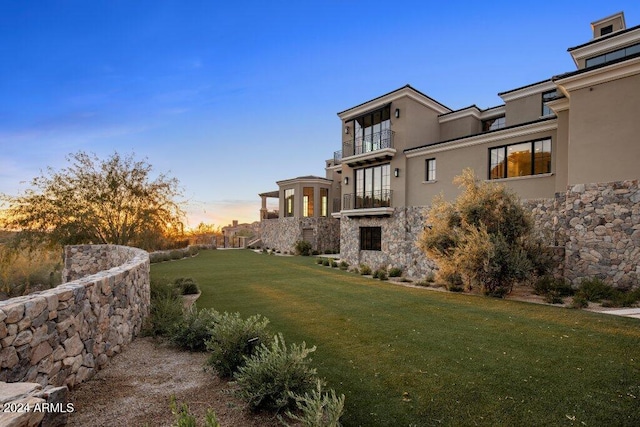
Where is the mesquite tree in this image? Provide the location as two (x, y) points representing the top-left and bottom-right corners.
(1, 151), (185, 250)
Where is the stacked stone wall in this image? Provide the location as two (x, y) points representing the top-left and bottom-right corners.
(260, 217), (340, 253)
(0, 245), (150, 389)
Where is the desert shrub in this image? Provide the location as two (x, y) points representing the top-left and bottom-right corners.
(570, 294), (589, 309)
(425, 272), (436, 283)
(145, 279), (184, 337)
(171, 308), (219, 352)
(170, 249), (185, 260)
(295, 240), (313, 256)
(170, 395), (220, 427)
(350, 267), (359, 274)
(174, 277), (200, 295)
(205, 312), (271, 378)
(322, 259), (330, 267)
(376, 269), (388, 281)
(281, 380), (345, 427)
(533, 276), (573, 304)
(235, 333), (320, 412)
(359, 264), (372, 275)
(576, 277), (615, 302)
(311, 250), (320, 255)
(187, 246), (200, 257)
(316, 258), (324, 265)
(418, 169), (552, 297)
(388, 267), (403, 278)
(339, 261), (349, 270)
(330, 260), (338, 268)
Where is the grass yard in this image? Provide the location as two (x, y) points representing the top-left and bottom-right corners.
(152, 250), (640, 427)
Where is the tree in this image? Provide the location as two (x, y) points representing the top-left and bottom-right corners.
(1, 151), (185, 250)
(188, 222), (221, 246)
(418, 168), (551, 296)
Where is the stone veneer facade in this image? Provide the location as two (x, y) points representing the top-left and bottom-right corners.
(0, 245), (150, 388)
(340, 180), (640, 288)
(260, 217), (340, 253)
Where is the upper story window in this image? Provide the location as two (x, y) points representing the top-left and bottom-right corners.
(489, 139), (551, 180)
(482, 116), (505, 132)
(425, 158), (436, 182)
(284, 189), (294, 217)
(541, 90), (558, 116)
(303, 187), (314, 217)
(320, 188), (328, 217)
(600, 25), (613, 36)
(585, 42), (640, 67)
(348, 106), (391, 155)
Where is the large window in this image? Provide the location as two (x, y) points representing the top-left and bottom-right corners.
(350, 105), (391, 155)
(585, 42), (640, 67)
(355, 163), (391, 208)
(425, 158), (436, 182)
(482, 116), (505, 132)
(360, 227), (381, 251)
(284, 189), (294, 217)
(489, 139), (551, 179)
(303, 187), (314, 217)
(320, 188), (328, 217)
(542, 90), (558, 116)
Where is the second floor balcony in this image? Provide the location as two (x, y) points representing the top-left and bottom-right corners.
(339, 129), (396, 167)
(340, 190), (394, 217)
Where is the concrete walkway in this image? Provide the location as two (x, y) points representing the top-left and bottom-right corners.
(597, 308), (640, 319)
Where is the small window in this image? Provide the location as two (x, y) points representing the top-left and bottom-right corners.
(482, 116), (505, 132)
(600, 25), (613, 36)
(303, 187), (314, 217)
(360, 227), (381, 251)
(425, 158), (436, 181)
(320, 188), (329, 217)
(541, 90), (557, 116)
(284, 189), (294, 217)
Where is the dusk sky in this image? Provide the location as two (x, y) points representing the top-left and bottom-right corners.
(2, 1), (639, 229)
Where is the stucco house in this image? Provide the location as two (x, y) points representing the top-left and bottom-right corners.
(262, 12), (640, 285)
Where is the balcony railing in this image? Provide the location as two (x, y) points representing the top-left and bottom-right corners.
(342, 190), (393, 210)
(342, 129), (394, 158)
(333, 150), (342, 163)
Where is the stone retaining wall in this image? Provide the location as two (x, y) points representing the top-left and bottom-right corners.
(260, 217), (340, 254)
(340, 180), (640, 288)
(0, 245), (150, 389)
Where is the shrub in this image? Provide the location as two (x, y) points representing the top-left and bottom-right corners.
(171, 308), (219, 352)
(295, 240), (313, 256)
(339, 261), (349, 271)
(533, 276), (573, 304)
(174, 277), (200, 295)
(235, 333), (320, 412)
(205, 312), (271, 378)
(330, 260), (338, 268)
(144, 280), (184, 337)
(388, 267), (403, 278)
(359, 264), (372, 275)
(170, 395), (220, 427)
(170, 249), (185, 260)
(316, 258), (324, 265)
(322, 259), (330, 267)
(576, 277), (615, 302)
(425, 272), (436, 283)
(570, 294), (589, 309)
(282, 380), (345, 427)
(418, 168), (552, 297)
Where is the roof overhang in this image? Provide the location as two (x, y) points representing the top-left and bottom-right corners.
(568, 26), (640, 68)
(342, 148), (396, 167)
(499, 80), (556, 103)
(340, 207), (394, 217)
(554, 56), (640, 94)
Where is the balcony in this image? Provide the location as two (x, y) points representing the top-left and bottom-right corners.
(340, 129), (395, 167)
(340, 190), (394, 217)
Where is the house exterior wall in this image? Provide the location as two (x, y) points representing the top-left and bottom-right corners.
(505, 92), (544, 126)
(440, 115), (481, 141)
(260, 217), (340, 254)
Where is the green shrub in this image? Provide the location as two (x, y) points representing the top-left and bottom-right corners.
(295, 240), (313, 256)
(174, 277), (200, 295)
(235, 333), (320, 412)
(376, 269), (388, 281)
(205, 312), (271, 378)
(316, 258), (324, 265)
(388, 267), (403, 278)
(187, 246), (200, 257)
(170, 395), (220, 427)
(330, 260), (338, 268)
(576, 277), (615, 302)
(533, 276), (573, 297)
(350, 267), (359, 274)
(570, 294), (589, 309)
(171, 308), (219, 352)
(359, 264), (371, 275)
(339, 261), (349, 271)
(282, 380), (345, 427)
(311, 250), (320, 256)
(145, 280), (184, 337)
(170, 249), (185, 260)
(322, 259), (330, 267)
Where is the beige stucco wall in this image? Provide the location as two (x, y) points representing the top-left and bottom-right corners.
(440, 115), (482, 141)
(405, 128), (558, 206)
(505, 93), (544, 126)
(278, 179), (333, 219)
(566, 73), (640, 185)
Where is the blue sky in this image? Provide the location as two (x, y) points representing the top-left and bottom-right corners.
(2, 1), (639, 228)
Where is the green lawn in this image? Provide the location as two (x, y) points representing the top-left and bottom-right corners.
(152, 250), (640, 427)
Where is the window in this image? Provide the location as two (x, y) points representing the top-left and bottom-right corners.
(355, 164), (391, 208)
(425, 158), (436, 181)
(585, 42), (640, 67)
(600, 25), (613, 36)
(482, 116), (505, 132)
(489, 139), (551, 179)
(349, 105), (391, 155)
(303, 187), (314, 217)
(542, 90), (558, 116)
(284, 189), (294, 217)
(360, 227), (381, 251)
(320, 188), (328, 217)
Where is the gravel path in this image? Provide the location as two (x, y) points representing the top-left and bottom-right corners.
(66, 337), (281, 427)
